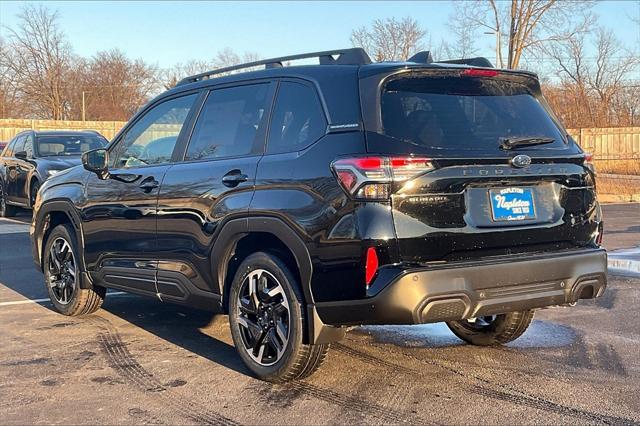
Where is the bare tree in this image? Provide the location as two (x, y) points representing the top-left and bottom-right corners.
(0, 37), (26, 118)
(72, 49), (158, 121)
(161, 48), (261, 89)
(452, 0), (594, 69)
(3, 5), (74, 119)
(351, 17), (426, 61)
(544, 27), (640, 127)
(211, 48), (261, 74)
(160, 59), (210, 90)
(436, 16), (479, 61)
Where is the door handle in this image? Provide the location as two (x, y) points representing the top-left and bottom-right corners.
(139, 178), (159, 192)
(222, 171), (248, 187)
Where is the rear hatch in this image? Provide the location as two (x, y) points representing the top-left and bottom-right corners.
(360, 67), (599, 263)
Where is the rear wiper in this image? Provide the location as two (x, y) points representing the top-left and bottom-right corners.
(500, 136), (555, 150)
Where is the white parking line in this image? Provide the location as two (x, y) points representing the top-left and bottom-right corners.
(0, 218), (31, 225)
(0, 291), (127, 307)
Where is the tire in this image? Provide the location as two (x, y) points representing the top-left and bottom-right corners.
(30, 180), (40, 208)
(43, 224), (106, 316)
(446, 310), (534, 346)
(0, 181), (17, 217)
(228, 252), (329, 382)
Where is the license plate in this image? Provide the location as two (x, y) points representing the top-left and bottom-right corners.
(489, 187), (536, 221)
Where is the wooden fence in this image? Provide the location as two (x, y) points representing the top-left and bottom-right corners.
(567, 127), (640, 160)
(1, 118), (638, 160)
(0, 119), (126, 142)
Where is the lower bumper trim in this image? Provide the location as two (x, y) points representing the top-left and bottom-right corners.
(316, 249), (607, 326)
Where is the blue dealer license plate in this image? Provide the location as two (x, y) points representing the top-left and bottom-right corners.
(489, 187), (536, 221)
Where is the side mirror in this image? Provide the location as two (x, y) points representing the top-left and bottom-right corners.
(82, 148), (109, 179)
(15, 151), (28, 160)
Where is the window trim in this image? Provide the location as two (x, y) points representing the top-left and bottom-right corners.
(3, 136), (20, 158)
(177, 80), (277, 164)
(265, 78), (328, 155)
(107, 90), (204, 170)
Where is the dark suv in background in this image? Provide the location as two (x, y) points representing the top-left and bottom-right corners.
(0, 130), (108, 216)
(30, 49), (606, 382)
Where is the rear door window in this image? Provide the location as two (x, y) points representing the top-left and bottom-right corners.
(186, 83), (270, 160)
(267, 81), (326, 154)
(380, 76), (568, 154)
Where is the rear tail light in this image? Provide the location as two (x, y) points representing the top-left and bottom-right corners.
(584, 152), (596, 174)
(332, 156), (433, 200)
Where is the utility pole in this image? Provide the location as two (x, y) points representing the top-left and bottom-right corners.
(484, 30), (502, 68)
(82, 91), (87, 121)
(495, 29), (501, 68)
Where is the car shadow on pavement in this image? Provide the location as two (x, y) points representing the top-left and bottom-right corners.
(99, 295), (251, 377)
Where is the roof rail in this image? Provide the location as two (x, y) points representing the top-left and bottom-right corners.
(436, 57), (494, 68)
(177, 48), (372, 86)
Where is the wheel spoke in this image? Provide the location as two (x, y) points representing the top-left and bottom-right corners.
(49, 247), (62, 272)
(247, 271), (261, 311)
(255, 342), (266, 364)
(61, 246), (71, 262)
(252, 330), (267, 356)
(275, 319), (288, 344)
(67, 263), (76, 278)
(263, 283), (284, 302)
(238, 315), (261, 337)
(60, 285), (67, 304)
(267, 328), (284, 357)
(257, 275), (271, 302)
(239, 296), (257, 314)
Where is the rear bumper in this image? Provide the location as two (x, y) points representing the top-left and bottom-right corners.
(316, 248), (607, 326)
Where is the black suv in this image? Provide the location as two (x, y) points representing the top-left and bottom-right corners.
(0, 130), (108, 216)
(30, 49), (606, 382)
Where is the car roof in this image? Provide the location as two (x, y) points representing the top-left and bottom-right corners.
(34, 130), (104, 137)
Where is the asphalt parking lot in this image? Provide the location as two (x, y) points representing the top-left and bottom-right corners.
(1, 204), (638, 425)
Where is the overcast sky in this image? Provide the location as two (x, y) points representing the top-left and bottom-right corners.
(1, 1), (638, 69)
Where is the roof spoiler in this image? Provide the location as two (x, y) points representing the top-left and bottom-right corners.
(406, 51), (494, 68)
(436, 57), (494, 68)
(177, 48), (372, 86)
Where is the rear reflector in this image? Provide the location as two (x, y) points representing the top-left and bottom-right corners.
(365, 247), (379, 286)
(461, 69), (499, 77)
(332, 156), (433, 200)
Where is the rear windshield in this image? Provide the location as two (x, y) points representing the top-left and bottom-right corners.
(380, 76), (568, 153)
(36, 135), (107, 157)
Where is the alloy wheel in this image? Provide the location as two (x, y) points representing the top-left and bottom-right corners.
(236, 269), (290, 366)
(47, 237), (77, 305)
(30, 182), (40, 207)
